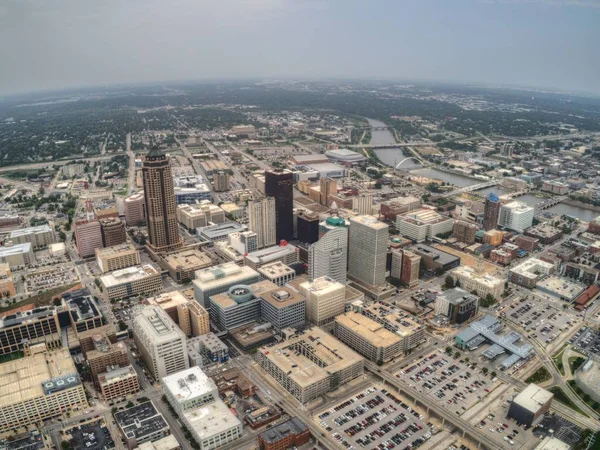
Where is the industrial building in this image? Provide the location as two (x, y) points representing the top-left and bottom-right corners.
(132, 305), (189, 380)
(507, 384), (553, 427)
(255, 327), (364, 403)
(333, 312), (403, 364)
(100, 265), (163, 300)
(0, 346), (87, 429)
(396, 208), (454, 242)
(96, 243), (140, 273)
(193, 262), (261, 309)
(434, 288), (479, 324)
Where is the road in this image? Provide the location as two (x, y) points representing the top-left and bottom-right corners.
(0, 155), (116, 173)
(364, 360), (504, 450)
(126, 133), (136, 194)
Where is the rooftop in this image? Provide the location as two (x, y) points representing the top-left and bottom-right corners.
(194, 262), (259, 286)
(513, 384), (553, 413)
(258, 261), (296, 278)
(147, 291), (190, 310)
(350, 215), (388, 230)
(114, 401), (169, 440)
(0, 242), (32, 257)
(210, 280), (277, 309)
(398, 208), (453, 226)
(438, 288), (479, 306)
(163, 248), (212, 271)
(9, 225), (52, 238)
(259, 417), (308, 444)
(510, 258), (554, 279)
(98, 365), (137, 384)
(257, 327), (363, 388)
(335, 312), (400, 347)
(452, 265), (504, 288)
(363, 303), (423, 338)
(100, 264), (159, 288)
(197, 221), (245, 239)
(95, 243), (138, 257)
(245, 244), (298, 265)
(0, 349), (80, 408)
(413, 244), (460, 265)
(162, 366), (217, 402)
(183, 400), (242, 440)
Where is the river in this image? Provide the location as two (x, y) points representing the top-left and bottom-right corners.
(368, 117), (598, 221)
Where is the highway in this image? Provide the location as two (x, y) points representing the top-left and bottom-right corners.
(126, 133), (136, 195)
(363, 360), (504, 450)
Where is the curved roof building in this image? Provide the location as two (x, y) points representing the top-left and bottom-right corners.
(325, 149), (366, 163)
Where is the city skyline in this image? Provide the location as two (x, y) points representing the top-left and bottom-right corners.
(0, 0), (599, 95)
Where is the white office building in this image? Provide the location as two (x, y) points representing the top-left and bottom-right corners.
(192, 262), (261, 308)
(347, 216), (388, 287)
(162, 367), (219, 415)
(299, 276), (346, 326)
(132, 306), (189, 381)
(9, 225), (55, 249)
(308, 226), (348, 283)
(498, 201), (535, 232)
(248, 198), (276, 248)
(396, 208), (454, 242)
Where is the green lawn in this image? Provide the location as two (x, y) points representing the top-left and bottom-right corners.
(569, 357), (586, 374)
(0, 351), (24, 364)
(548, 386), (587, 416)
(567, 380), (600, 411)
(525, 366), (552, 384)
(552, 344), (568, 376)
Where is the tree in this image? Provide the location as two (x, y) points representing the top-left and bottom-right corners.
(53, 298), (62, 307)
(118, 320), (128, 332)
(491, 371), (497, 378)
(445, 346), (453, 355)
(445, 276), (455, 289)
(61, 442), (72, 450)
(454, 351), (461, 359)
(374, 182), (382, 190)
(59, 231), (66, 242)
(482, 367), (489, 375)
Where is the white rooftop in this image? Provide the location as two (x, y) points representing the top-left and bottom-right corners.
(101, 264), (159, 288)
(162, 367), (217, 403)
(0, 242), (32, 257)
(9, 224), (52, 237)
(194, 262), (258, 285)
(183, 400), (241, 440)
(513, 384), (553, 413)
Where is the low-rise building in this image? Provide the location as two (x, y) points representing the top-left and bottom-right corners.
(0, 242), (35, 268)
(98, 364), (140, 401)
(197, 221), (245, 244)
(434, 288), (479, 324)
(362, 303), (425, 352)
(0, 263), (15, 297)
(396, 208), (454, 242)
(177, 203), (226, 230)
(412, 244), (460, 273)
(162, 367), (219, 415)
(507, 384), (553, 427)
(524, 225), (563, 245)
(258, 418), (310, 450)
(451, 265), (504, 299)
(244, 243), (299, 270)
(162, 248), (213, 283)
(333, 312), (403, 364)
(258, 261), (296, 286)
(96, 243), (140, 273)
(515, 235), (539, 253)
(256, 327), (364, 403)
(509, 258), (555, 288)
(9, 225), (54, 249)
(187, 333), (230, 366)
(193, 262), (261, 309)
(452, 220), (478, 244)
(114, 401), (170, 449)
(100, 265), (163, 300)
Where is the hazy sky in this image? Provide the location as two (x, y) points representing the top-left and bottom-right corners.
(1, 0), (599, 95)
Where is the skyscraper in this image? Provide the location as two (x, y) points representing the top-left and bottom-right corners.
(319, 178), (337, 206)
(142, 148), (183, 254)
(308, 226), (348, 283)
(248, 198), (276, 249)
(483, 193), (501, 231)
(347, 215), (388, 287)
(297, 211), (320, 244)
(401, 250), (421, 288)
(265, 170), (294, 242)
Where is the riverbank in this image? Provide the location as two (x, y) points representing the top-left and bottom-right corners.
(562, 199), (600, 214)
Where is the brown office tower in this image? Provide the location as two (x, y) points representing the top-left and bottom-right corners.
(100, 218), (127, 247)
(401, 250), (421, 289)
(483, 192), (501, 231)
(142, 148), (183, 254)
(265, 170), (294, 242)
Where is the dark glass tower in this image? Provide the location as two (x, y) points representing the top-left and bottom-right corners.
(142, 148), (183, 254)
(264, 170), (294, 242)
(483, 192), (501, 231)
(297, 211), (320, 244)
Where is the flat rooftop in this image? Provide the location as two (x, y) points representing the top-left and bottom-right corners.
(258, 261), (296, 278)
(163, 248), (212, 270)
(0, 349), (80, 408)
(0, 242), (31, 257)
(536, 276), (586, 300)
(513, 384), (553, 413)
(98, 365), (136, 384)
(452, 265), (504, 289)
(259, 417), (308, 444)
(147, 291), (189, 310)
(350, 215), (388, 230)
(510, 258), (554, 279)
(100, 264), (159, 288)
(257, 327), (363, 388)
(260, 285), (305, 310)
(245, 244), (298, 265)
(95, 243), (137, 257)
(114, 401), (168, 440)
(398, 208), (453, 225)
(9, 224), (52, 237)
(438, 288), (479, 306)
(183, 400), (241, 440)
(335, 312), (400, 348)
(413, 244), (460, 265)
(210, 280), (277, 309)
(363, 303), (423, 338)
(162, 367), (217, 402)
(197, 221), (245, 238)
(194, 262), (258, 286)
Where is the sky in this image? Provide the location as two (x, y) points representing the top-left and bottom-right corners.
(0, 0), (599, 95)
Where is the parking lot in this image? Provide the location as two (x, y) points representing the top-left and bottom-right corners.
(25, 265), (80, 293)
(502, 297), (579, 349)
(570, 326), (600, 357)
(315, 386), (433, 450)
(394, 351), (503, 418)
(67, 420), (115, 450)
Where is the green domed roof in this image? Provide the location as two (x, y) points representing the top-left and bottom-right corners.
(326, 217), (345, 227)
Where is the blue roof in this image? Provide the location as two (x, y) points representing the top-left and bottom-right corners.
(487, 192), (499, 202)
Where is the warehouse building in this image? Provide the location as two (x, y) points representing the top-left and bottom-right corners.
(256, 327), (364, 403)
